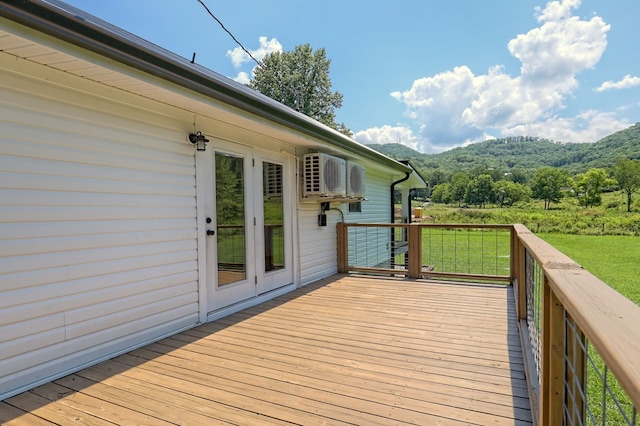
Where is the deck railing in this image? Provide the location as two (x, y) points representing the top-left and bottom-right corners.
(337, 222), (513, 283)
(337, 222), (640, 425)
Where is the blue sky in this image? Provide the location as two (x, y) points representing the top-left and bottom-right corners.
(64, 0), (640, 153)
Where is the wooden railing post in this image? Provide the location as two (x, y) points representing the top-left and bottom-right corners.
(337, 222), (348, 273)
(510, 227), (523, 321)
(517, 239), (527, 321)
(408, 224), (422, 279)
(510, 226), (517, 284)
(511, 225), (528, 321)
(541, 277), (565, 426)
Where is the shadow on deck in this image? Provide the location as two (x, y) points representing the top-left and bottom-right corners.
(1, 274), (532, 425)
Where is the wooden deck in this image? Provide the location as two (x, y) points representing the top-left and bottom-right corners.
(1, 274), (532, 425)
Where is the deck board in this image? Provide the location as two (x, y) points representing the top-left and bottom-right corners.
(2, 274), (532, 425)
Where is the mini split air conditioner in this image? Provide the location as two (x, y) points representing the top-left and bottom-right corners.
(303, 153), (346, 197)
(347, 162), (365, 199)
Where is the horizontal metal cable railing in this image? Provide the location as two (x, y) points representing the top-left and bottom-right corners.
(422, 225), (511, 281)
(338, 223), (512, 283)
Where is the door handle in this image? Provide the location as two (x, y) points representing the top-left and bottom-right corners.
(207, 229), (215, 236)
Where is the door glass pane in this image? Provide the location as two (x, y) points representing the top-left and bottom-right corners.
(263, 162), (285, 272)
(216, 153), (246, 286)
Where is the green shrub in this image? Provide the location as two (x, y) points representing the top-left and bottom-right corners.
(606, 200), (621, 209)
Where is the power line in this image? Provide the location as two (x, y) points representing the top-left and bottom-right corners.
(195, 0), (261, 67)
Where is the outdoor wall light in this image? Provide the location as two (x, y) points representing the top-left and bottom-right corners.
(188, 131), (209, 151)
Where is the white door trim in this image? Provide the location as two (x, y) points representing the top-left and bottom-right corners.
(197, 139), (301, 319)
(254, 148), (295, 295)
(195, 147), (209, 324)
(206, 140), (256, 313)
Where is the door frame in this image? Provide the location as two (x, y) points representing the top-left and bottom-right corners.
(254, 148), (295, 295)
(206, 141), (257, 312)
(195, 138), (299, 323)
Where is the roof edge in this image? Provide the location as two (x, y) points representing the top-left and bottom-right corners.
(0, 0), (411, 173)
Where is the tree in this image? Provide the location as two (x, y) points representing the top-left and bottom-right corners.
(530, 167), (567, 210)
(613, 159), (640, 212)
(426, 169), (449, 188)
(494, 181), (531, 207)
(249, 44), (351, 135)
(506, 169), (528, 185)
(430, 183), (451, 204)
(569, 168), (616, 209)
(215, 155), (244, 225)
(469, 166), (503, 182)
(464, 174), (494, 208)
(449, 172), (470, 206)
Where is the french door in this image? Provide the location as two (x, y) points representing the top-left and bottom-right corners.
(206, 141), (293, 312)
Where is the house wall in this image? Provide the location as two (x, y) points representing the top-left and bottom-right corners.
(298, 167), (392, 284)
(0, 17), (409, 399)
(0, 52), (200, 398)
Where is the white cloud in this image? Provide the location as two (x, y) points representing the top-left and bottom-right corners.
(227, 36), (282, 68)
(354, 125), (481, 154)
(501, 110), (630, 143)
(228, 37), (283, 83)
(534, 0), (580, 22)
(232, 71), (251, 85)
(386, 0), (613, 152)
(355, 125), (421, 150)
(509, 0), (609, 83)
(595, 75), (640, 92)
(391, 66), (484, 148)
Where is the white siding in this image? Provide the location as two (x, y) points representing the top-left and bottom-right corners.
(298, 202), (338, 285)
(0, 21), (415, 400)
(349, 169), (392, 223)
(298, 166), (392, 284)
(0, 56), (199, 398)
(347, 169), (393, 268)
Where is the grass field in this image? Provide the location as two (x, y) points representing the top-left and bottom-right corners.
(420, 227), (511, 279)
(416, 197), (640, 304)
(418, 192), (640, 236)
(538, 233), (639, 424)
(538, 233), (640, 305)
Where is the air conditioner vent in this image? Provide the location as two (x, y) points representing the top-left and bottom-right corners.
(303, 153), (346, 197)
(347, 162), (365, 198)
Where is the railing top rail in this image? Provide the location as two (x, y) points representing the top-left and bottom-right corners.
(514, 226), (579, 270)
(514, 225), (640, 409)
(342, 222), (514, 230)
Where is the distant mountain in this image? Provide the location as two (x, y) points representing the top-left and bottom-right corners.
(368, 143), (423, 159)
(368, 123), (640, 178)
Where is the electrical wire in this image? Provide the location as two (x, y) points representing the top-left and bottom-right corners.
(329, 207), (345, 223)
(195, 0), (261, 67)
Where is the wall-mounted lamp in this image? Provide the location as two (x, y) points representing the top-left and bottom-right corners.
(188, 131), (209, 151)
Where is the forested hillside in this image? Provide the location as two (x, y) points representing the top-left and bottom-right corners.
(367, 122), (640, 179)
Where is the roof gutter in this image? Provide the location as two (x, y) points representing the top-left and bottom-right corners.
(0, 0), (411, 174)
(390, 172), (411, 223)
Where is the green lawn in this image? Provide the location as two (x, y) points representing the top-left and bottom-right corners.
(417, 193), (640, 236)
(538, 233), (640, 305)
(415, 201), (640, 304)
(421, 227), (511, 279)
(535, 234), (639, 423)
